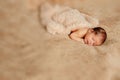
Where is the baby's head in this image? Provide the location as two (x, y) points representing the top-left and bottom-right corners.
(84, 27), (107, 46)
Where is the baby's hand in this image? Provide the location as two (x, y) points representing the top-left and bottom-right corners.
(69, 33), (84, 44)
(69, 28), (88, 44)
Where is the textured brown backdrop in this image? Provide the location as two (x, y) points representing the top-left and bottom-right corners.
(0, 0), (120, 80)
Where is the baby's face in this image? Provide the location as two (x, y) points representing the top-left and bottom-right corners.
(84, 29), (103, 46)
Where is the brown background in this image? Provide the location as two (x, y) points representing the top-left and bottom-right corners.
(0, 0), (120, 80)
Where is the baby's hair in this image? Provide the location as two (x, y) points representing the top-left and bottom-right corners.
(93, 27), (107, 44)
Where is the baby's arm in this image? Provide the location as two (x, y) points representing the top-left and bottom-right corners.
(69, 33), (84, 43)
(69, 28), (87, 43)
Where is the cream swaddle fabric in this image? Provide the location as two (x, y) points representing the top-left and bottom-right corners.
(40, 3), (99, 34)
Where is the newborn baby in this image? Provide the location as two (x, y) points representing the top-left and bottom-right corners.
(40, 3), (107, 46)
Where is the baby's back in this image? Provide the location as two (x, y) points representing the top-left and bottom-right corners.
(40, 3), (98, 34)
(52, 8), (93, 34)
(53, 9), (91, 27)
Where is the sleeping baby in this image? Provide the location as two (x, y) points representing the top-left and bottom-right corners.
(40, 3), (107, 46)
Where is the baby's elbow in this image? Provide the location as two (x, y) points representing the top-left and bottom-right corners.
(69, 33), (77, 40)
(69, 33), (74, 39)
(69, 33), (83, 42)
